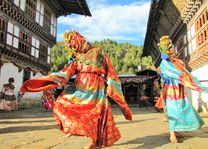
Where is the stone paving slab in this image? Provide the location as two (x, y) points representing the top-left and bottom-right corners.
(0, 107), (207, 149)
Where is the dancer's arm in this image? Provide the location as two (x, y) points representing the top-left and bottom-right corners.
(20, 62), (77, 92)
(160, 59), (208, 92)
(104, 54), (132, 120)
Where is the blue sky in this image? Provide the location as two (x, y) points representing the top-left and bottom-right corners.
(57, 0), (151, 46)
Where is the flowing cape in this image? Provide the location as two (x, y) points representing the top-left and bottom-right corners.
(20, 48), (132, 148)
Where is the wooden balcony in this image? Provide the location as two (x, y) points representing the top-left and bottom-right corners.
(188, 40), (208, 70)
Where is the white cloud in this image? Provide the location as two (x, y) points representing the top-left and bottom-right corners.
(57, 0), (150, 44)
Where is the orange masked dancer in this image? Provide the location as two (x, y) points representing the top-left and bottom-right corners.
(20, 30), (132, 149)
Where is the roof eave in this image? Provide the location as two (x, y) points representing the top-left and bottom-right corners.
(142, 0), (164, 57)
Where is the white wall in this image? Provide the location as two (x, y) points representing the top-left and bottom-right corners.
(0, 63), (23, 97)
(191, 64), (208, 112)
(0, 63), (44, 100)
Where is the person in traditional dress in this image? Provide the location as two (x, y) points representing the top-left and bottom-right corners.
(42, 89), (55, 110)
(0, 78), (18, 111)
(158, 36), (207, 143)
(20, 30), (132, 149)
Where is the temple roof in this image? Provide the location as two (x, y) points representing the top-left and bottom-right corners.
(119, 70), (159, 84)
(142, 0), (163, 57)
(142, 0), (187, 59)
(56, 0), (91, 16)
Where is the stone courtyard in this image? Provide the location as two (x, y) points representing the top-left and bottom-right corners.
(0, 107), (208, 149)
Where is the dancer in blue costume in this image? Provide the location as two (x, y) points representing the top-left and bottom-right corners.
(158, 36), (207, 143)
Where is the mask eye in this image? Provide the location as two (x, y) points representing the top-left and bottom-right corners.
(71, 45), (77, 50)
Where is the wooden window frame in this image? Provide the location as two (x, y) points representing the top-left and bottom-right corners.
(19, 31), (31, 55)
(6, 21), (19, 48)
(25, 0), (37, 19)
(14, 0), (26, 11)
(39, 44), (48, 62)
(50, 14), (57, 37)
(31, 36), (40, 58)
(0, 18), (7, 43)
(35, 0), (44, 26)
(43, 7), (51, 32)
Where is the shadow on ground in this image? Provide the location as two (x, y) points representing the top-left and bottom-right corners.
(0, 124), (58, 134)
(112, 127), (208, 149)
(116, 118), (157, 125)
(0, 119), (54, 124)
(0, 108), (53, 119)
(112, 106), (158, 116)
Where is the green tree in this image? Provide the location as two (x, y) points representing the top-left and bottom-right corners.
(50, 39), (154, 74)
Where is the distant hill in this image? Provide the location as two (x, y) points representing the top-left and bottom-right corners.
(50, 39), (153, 74)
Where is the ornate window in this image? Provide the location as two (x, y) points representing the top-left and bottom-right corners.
(19, 31), (31, 55)
(31, 37), (39, 58)
(50, 14), (57, 37)
(35, 0), (44, 26)
(176, 37), (184, 60)
(195, 8), (208, 47)
(47, 47), (51, 64)
(14, 0), (26, 11)
(44, 8), (51, 33)
(23, 68), (31, 82)
(25, 0), (37, 19)
(6, 22), (19, 48)
(39, 44), (48, 62)
(0, 18), (7, 43)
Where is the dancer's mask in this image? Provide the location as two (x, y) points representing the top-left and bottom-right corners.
(158, 36), (175, 58)
(64, 30), (86, 54)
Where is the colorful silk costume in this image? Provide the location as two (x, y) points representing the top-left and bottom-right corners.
(159, 36), (206, 131)
(20, 31), (132, 148)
